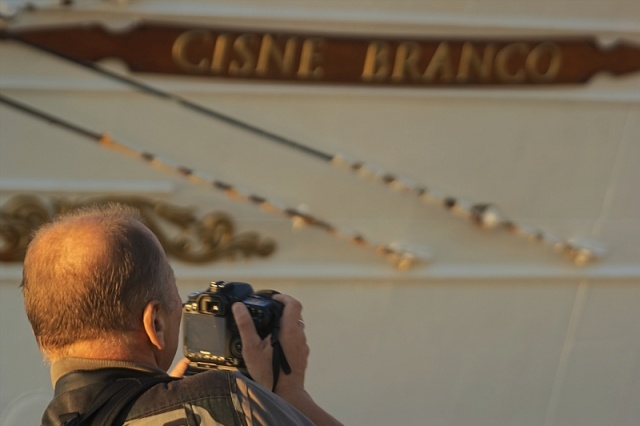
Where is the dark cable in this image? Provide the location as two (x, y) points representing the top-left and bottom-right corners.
(5, 33), (334, 163)
(0, 93), (102, 140)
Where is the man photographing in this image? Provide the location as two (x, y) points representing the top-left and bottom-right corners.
(22, 204), (342, 425)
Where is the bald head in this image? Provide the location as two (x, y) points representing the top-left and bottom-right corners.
(22, 204), (176, 360)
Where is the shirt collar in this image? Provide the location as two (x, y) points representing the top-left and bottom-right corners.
(50, 357), (166, 387)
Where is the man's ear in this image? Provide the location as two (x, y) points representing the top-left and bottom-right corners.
(143, 300), (165, 351)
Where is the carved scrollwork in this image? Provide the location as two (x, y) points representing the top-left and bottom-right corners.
(0, 195), (276, 263)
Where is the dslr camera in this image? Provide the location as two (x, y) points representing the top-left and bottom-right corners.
(182, 281), (283, 373)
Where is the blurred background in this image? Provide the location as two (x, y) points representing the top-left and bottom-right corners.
(1, 1), (639, 425)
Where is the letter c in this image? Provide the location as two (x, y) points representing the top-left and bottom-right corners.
(172, 30), (213, 72)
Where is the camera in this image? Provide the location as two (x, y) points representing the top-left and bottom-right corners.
(182, 281), (283, 374)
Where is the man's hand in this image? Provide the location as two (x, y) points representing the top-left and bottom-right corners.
(232, 294), (309, 393)
(233, 294), (343, 425)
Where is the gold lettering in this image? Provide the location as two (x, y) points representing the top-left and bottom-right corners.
(256, 34), (298, 76)
(391, 42), (422, 82)
(526, 42), (562, 82)
(173, 30), (565, 85)
(229, 34), (258, 76)
(457, 42), (496, 82)
(495, 43), (528, 82)
(423, 42), (454, 82)
(172, 30), (213, 72)
(362, 41), (391, 82)
(297, 38), (325, 79)
(211, 33), (230, 73)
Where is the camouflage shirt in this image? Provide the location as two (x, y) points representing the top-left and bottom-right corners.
(42, 358), (314, 425)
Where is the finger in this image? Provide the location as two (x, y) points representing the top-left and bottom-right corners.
(232, 302), (274, 389)
(272, 294), (304, 323)
(169, 358), (190, 378)
(273, 294), (306, 334)
(232, 302), (261, 348)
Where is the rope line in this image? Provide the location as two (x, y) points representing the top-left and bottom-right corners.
(5, 33), (334, 163)
(0, 93), (426, 269)
(3, 33), (606, 265)
(332, 154), (605, 265)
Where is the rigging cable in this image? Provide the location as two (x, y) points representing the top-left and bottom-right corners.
(0, 93), (426, 269)
(1, 32), (604, 265)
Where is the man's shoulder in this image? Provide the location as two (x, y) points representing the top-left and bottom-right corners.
(128, 370), (314, 426)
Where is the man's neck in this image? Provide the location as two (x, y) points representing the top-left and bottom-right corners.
(49, 332), (161, 370)
(50, 357), (167, 387)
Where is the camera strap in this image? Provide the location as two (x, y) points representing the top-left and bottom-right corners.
(270, 328), (292, 392)
(56, 372), (177, 426)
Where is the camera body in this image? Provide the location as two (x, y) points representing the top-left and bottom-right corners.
(182, 281), (283, 373)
